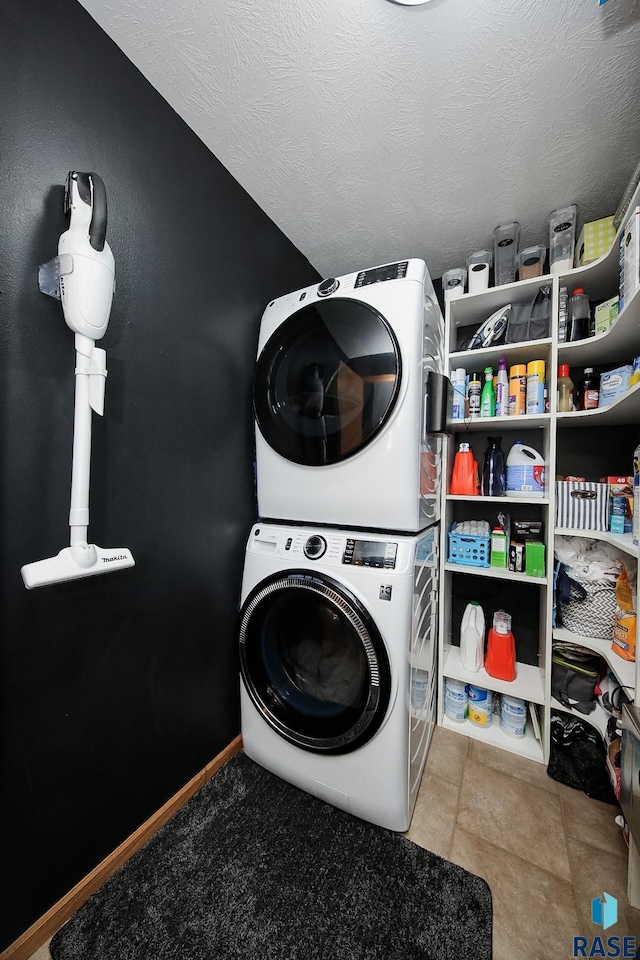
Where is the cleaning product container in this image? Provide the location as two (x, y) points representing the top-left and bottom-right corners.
(459, 602), (485, 672)
(451, 368), (467, 420)
(481, 436), (506, 497)
(444, 679), (468, 722)
(526, 360), (545, 415)
(506, 442), (545, 498)
(467, 685), (493, 727)
(485, 610), (517, 682)
(500, 695), (527, 738)
(450, 442), (478, 496)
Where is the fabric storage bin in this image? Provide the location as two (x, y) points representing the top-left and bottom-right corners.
(555, 481), (610, 531)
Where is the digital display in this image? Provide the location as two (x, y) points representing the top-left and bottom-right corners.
(354, 261), (408, 287)
(342, 539), (397, 569)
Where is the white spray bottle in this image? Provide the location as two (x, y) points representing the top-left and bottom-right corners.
(459, 602), (485, 673)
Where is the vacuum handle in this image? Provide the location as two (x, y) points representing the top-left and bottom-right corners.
(66, 171), (108, 251)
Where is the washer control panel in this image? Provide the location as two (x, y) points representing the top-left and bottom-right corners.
(342, 538), (397, 569)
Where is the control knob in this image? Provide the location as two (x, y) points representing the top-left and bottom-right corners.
(317, 278), (339, 297)
(303, 535), (327, 560)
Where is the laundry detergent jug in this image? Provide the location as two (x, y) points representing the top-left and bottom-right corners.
(485, 610), (517, 682)
(506, 442), (545, 498)
(459, 601), (485, 672)
(450, 442), (478, 496)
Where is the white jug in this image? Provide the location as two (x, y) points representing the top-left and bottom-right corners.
(459, 601), (485, 672)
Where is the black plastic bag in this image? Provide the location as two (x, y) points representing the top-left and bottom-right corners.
(547, 711), (618, 804)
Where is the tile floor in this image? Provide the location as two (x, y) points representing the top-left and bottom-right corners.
(406, 725), (640, 959)
(28, 726), (640, 960)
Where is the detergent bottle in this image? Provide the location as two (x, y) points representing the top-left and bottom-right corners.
(450, 442), (478, 496)
(485, 610), (517, 682)
(459, 601), (485, 672)
(506, 442), (545, 498)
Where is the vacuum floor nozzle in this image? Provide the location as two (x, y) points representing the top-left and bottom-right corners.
(21, 544), (135, 589)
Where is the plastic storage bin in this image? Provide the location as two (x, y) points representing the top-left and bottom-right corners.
(448, 530), (490, 567)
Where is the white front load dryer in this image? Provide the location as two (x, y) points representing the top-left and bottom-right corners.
(253, 259), (444, 533)
(238, 521), (439, 832)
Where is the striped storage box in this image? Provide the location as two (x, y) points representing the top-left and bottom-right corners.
(555, 481), (610, 531)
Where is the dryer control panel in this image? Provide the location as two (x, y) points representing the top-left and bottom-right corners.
(342, 538), (397, 569)
(354, 260), (408, 288)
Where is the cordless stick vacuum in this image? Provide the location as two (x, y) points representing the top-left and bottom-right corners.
(21, 171), (135, 589)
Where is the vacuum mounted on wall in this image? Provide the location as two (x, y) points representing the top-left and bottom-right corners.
(21, 171), (135, 589)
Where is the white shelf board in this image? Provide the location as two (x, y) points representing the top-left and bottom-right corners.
(450, 412), (550, 432)
(555, 527), (638, 559)
(550, 697), (609, 738)
(449, 338), (553, 372)
(441, 712), (544, 763)
(443, 646), (546, 703)
(556, 382), (640, 427)
(553, 627), (635, 693)
(444, 562), (547, 585)
(447, 494), (549, 504)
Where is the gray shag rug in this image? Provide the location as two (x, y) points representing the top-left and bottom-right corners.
(51, 752), (492, 960)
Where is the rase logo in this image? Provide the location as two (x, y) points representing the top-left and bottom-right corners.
(572, 893), (637, 958)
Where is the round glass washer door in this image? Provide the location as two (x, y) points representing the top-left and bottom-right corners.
(254, 298), (401, 466)
(239, 571), (392, 754)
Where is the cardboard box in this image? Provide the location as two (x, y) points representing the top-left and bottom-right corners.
(555, 481), (610, 531)
(594, 296), (619, 335)
(525, 541), (545, 578)
(575, 215), (616, 267)
(620, 205), (640, 311)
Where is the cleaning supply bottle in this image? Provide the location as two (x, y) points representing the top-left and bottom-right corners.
(526, 360), (545, 415)
(557, 364), (574, 412)
(459, 601), (485, 672)
(480, 366), (495, 417)
(451, 368), (467, 420)
(485, 610), (517, 681)
(508, 364), (526, 416)
(568, 288), (591, 342)
(481, 436), (507, 496)
(467, 371), (482, 419)
(495, 358), (509, 416)
(506, 441), (545, 498)
(450, 442), (478, 496)
(575, 367), (599, 411)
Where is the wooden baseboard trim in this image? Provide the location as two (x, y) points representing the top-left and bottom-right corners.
(1, 735), (243, 960)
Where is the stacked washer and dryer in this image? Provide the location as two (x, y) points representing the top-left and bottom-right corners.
(238, 259), (447, 831)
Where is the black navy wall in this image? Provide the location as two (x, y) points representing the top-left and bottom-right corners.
(0, 0), (319, 948)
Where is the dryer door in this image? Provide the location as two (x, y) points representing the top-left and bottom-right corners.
(239, 571), (392, 754)
(254, 299), (401, 466)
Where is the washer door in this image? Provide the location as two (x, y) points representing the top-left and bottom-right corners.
(254, 298), (401, 466)
(239, 571), (392, 754)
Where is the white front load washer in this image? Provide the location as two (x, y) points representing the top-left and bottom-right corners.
(238, 521), (439, 832)
(253, 259), (445, 533)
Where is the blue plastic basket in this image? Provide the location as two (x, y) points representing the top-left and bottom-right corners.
(447, 532), (490, 568)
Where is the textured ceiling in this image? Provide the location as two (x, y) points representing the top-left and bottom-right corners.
(77, 0), (640, 281)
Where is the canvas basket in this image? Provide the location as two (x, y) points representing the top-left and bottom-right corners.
(555, 481), (610, 532)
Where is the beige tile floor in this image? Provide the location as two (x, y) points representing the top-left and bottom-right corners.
(406, 725), (640, 959)
(28, 726), (640, 960)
